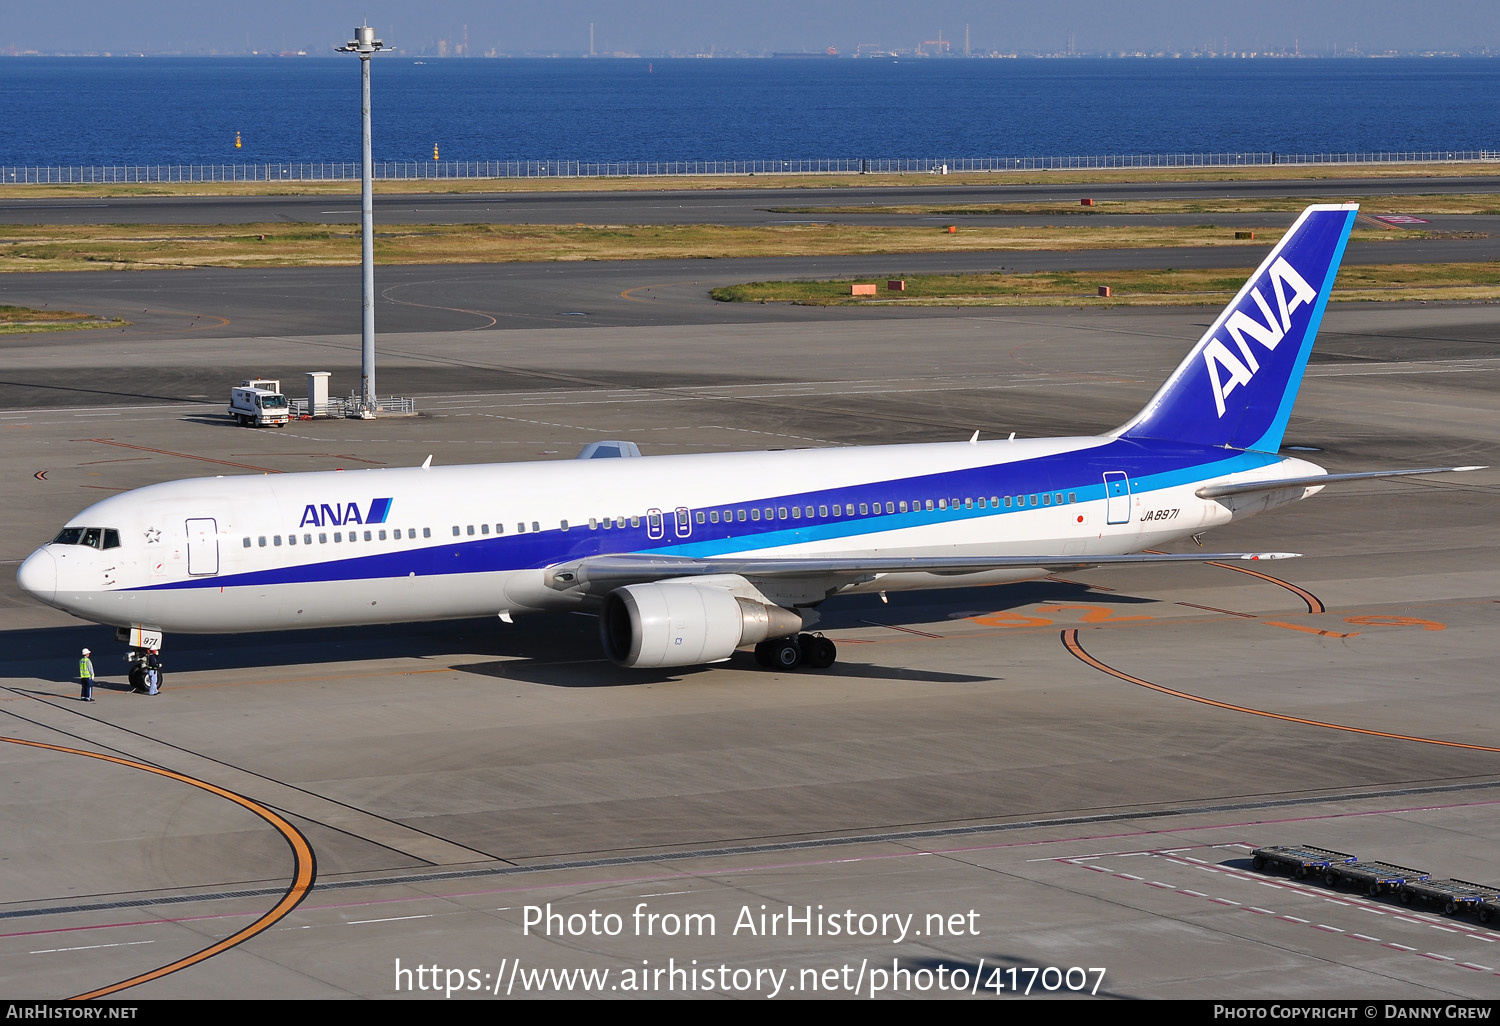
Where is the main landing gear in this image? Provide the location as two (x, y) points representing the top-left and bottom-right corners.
(753, 633), (837, 671)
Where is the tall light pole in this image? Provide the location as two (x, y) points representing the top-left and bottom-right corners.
(338, 25), (387, 415)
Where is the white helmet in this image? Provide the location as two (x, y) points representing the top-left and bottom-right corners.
(81, 648), (91, 655)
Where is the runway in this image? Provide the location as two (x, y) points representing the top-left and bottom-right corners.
(0, 186), (1498, 1000)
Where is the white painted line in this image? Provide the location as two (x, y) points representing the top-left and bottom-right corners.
(31, 940), (155, 954)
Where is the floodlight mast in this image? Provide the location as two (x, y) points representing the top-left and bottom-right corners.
(337, 25), (387, 415)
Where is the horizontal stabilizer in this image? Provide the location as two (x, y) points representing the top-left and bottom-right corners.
(1197, 465), (1485, 500)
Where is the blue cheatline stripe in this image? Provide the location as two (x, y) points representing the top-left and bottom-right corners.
(129, 439), (1283, 593)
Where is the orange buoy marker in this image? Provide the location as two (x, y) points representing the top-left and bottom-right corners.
(235, 131), (242, 149)
(433, 143), (439, 161)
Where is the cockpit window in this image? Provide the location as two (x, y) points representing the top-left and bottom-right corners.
(51, 527), (121, 549)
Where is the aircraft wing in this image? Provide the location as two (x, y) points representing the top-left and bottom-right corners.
(545, 550), (1298, 593)
(1197, 465), (1485, 500)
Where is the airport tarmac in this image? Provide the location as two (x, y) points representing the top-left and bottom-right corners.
(2, 290), (1498, 999)
(2, 178), (1500, 999)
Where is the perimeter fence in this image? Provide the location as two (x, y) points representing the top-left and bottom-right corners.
(2, 150), (1498, 184)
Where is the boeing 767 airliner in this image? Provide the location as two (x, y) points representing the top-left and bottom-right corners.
(16, 204), (1479, 670)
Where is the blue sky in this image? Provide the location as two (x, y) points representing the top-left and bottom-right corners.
(5, 2), (1498, 55)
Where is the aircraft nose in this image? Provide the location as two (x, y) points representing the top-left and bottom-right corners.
(17, 549), (56, 605)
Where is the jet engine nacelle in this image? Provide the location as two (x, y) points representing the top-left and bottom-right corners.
(600, 581), (804, 668)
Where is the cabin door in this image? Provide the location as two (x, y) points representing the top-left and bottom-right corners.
(1103, 473), (1131, 525)
(185, 518), (219, 576)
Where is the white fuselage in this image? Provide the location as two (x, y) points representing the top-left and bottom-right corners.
(17, 435), (1319, 635)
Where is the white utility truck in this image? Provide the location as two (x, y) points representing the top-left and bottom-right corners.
(229, 379), (291, 427)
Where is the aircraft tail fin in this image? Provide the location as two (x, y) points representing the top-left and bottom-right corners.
(1115, 203), (1357, 453)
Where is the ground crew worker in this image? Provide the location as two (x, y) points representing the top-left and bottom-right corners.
(78, 647), (95, 702)
(145, 649), (161, 696)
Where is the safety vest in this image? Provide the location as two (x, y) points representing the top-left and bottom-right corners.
(78, 656), (93, 678)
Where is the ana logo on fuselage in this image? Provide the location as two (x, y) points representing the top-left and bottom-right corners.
(1203, 256), (1317, 417)
(299, 497), (393, 528)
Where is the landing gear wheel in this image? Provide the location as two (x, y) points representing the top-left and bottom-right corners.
(799, 633), (837, 670)
(753, 640), (775, 667)
(769, 637), (801, 670)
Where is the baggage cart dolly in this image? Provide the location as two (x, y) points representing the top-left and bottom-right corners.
(1398, 878), (1500, 917)
(1251, 845), (1357, 878)
(1325, 860), (1429, 896)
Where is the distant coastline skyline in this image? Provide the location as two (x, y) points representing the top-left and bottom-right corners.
(3, 2), (1497, 60)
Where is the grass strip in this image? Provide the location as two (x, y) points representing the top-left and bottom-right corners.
(710, 263), (1500, 307)
(769, 194), (1500, 217)
(0, 303), (127, 333)
(0, 221), (1428, 273)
